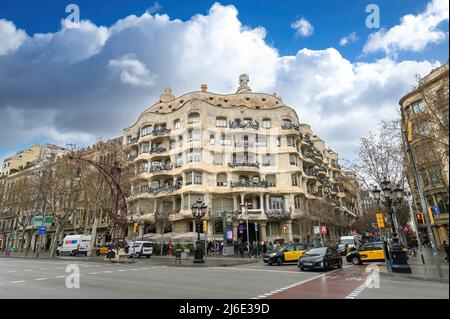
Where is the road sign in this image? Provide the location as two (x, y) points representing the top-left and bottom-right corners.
(376, 213), (385, 228)
(38, 226), (47, 235)
(34, 215), (43, 227)
(320, 225), (327, 234)
(43, 216), (53, 227)
(313, 226), (320, 234)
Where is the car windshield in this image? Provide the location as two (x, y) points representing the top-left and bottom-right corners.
(337, 244), (345, 249)
(340, 238), (354, 245)
(304, 247), (327, 255)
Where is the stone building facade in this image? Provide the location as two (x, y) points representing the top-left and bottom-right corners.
(400, 62), (449, 250)
(123, 75), (362, 244)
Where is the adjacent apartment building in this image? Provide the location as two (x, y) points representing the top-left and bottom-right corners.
(123, 75), (362, 244)
(400, 62), (449, 250)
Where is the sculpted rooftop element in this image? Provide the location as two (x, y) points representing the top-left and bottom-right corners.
(159, 87), (176, 102)
(236, 74), (252, 94)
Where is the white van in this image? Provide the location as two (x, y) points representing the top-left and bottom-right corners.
(339, 235), (362, 251)
(126, 241), (153, 258)
(56, 235), (92, 256)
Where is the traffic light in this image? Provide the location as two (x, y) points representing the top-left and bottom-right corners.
(202, 220), (207, 233)
(407, 121), (413, 142)
(416, 213), (424, 225)
(427, 208), (435, 225)
(133, 223), (139, 233)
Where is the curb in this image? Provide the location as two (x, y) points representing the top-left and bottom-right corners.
(379, 271), (449, 283)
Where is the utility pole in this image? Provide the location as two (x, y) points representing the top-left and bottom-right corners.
(406, 192), (425, 264)
(403, 130), (443, 278)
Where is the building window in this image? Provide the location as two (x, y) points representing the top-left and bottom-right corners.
(187, 148), (201, 163)
(213, 152), (223, 165)
(220, 134), (231, 146)
(174, 119), (180, 130)
(169, 139), (175, 150)
(140, 142), (149, 153)
(292, 174), (298, 186)
(435, 193), (449, 215)
(175, 154), (183, 167)
(408, 99), (425, 116)
(255, 135), (266, 147)
(294, 196), (302, 209)
(269, 196), (284, 209)
(428, 165), (443, 185)
(289, 153), (297, 166)
(243, 118), (252, 125)
(210, 134), (215, 145)
(141, 125), (152, 136)
(262, 119), (271, 129)
(188, 129), (201, 142)
(262, 154), (274, 166)
(277, 137), (281, 147)
(287, 136), (294, 147)
(216, 117), (227, 127)
(178, 136), (183, 148)
(217, 173), (227, 186)
(266, 174), (276, 187)
(188, 112), (200, 124)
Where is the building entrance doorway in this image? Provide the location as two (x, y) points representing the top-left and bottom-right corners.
(238, 222), (260, 243)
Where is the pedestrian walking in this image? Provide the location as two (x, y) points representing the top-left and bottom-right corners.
(233, 241), (239, 255)
(219, 241), (224, 255)
(262, 241), (267, 254)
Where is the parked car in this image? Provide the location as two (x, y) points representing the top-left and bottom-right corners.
(125, 241), (153, 258)
(346, 242), (385, 265)
(336, 243), (347, 256)
(56, 234), (91, 256)
(264, 243), (313, 266)
(298, 247), (342, 271)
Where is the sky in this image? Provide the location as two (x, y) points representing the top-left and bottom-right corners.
(0, 0), (448, 164)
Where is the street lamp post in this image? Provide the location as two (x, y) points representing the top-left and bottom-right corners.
(240, 202), (251, 257)
(372, 177), (411, 273)
(191, 198), (206, 264)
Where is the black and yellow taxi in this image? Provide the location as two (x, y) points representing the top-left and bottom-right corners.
(264, 243), (313, 266)
(96, 243), (111, 256)
(346, 242), (385, 265)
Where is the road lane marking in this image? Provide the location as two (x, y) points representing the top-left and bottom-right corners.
(39, 268), (48, 270)
(345, 282), (368, 299)
(211, 267), (304, 274)
(253, 268), (342, 299)
(11, 280), (27, 284)
(54, 275), (65, 278)
(6, 270), (16, 273)
(34, 278), (48, 281)
(88, 272), (99, 275)
(117, 269), (126, 272)
(103, 271), (114, 273)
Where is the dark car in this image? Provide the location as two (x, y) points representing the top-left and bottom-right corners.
(264, 243), (313, 266)
(298, 247), (343, 271)
(336, 243), (347, 256)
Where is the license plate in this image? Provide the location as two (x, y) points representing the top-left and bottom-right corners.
(303, 262), (312, 266)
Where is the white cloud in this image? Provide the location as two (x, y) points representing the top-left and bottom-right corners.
(339, 32), (358, 46)
(291, 18), (314, 37)
(364, 0), (449, 55)
(0, 19), (28, 55)
(0, 3), (442, 161)
(108, 54), (157, 86)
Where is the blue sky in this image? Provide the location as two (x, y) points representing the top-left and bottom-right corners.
(0, 0), (448, 163)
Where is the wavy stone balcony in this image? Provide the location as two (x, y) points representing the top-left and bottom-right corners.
(132, 184), (182, 197)
(151, 128), (171, 136)
(150, 146), (167, 154)
(302, 135), (314, 147)
(149, 163), (173, 174)
(127, 138), (139, 145)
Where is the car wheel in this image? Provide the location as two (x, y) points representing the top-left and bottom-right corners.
(338, 259), (343, 269)
(268, 261), (272, 266)
(276, 257), (283, 266)
(134, 253), (140, 258)
(56, 250), (60, 256)
(323, 260), (329, 271)
(146, 254), (150, 258)
(300, 267), (305, 271)
(351, 256), (361, 265)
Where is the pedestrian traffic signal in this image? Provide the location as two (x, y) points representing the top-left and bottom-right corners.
(133, 223), (139, 233)
(202, 220), (207, 232)
(416, 213), (424, 225)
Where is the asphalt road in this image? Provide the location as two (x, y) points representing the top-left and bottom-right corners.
(0, 258), (448, 299)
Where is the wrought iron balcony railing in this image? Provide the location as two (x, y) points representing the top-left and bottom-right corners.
(149, 184), (182, 196)
(150, 146), (167, 154)
(281, 122), (300, 131)
(149, 163), (173, 173)
(228, 161), (259, 168)
(302, 135), (314, 147)
(152, 128), (171, 136)
(230, 180), (274, 188)
(303, 151), (315, 160)
(265, 208), (292, 220)
(127, 138), (138, 145)
(229, 120), (259, 130)
(305, 168), (317, 177)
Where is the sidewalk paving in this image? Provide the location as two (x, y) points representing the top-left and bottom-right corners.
(0, 251), (260, 267)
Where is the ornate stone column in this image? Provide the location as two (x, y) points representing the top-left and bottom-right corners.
(259, 221), (267, 242)
(287, 220), (293, 243)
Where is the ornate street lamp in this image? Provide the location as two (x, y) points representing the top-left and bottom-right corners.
(372, 177), (411, 273)
(191, 198), (206, 264)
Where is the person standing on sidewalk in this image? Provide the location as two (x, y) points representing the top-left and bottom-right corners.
(443, 241), (449, 263)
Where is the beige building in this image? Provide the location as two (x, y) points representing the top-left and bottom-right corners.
(400, 62), (449, 250)
(123, 75), (361, 244)
(1, 144), (66, 177)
